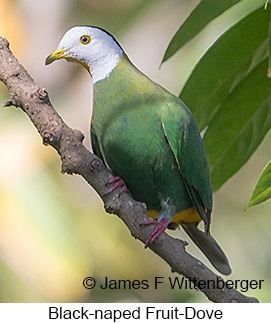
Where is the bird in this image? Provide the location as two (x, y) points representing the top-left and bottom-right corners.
(45, 26), (231, 275)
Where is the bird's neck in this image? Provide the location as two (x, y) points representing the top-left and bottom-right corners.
(93, 55), (156, 108)
(93, 54), (155, 93)
(91, 49), (123, 84)
(92, 55), (159, 134)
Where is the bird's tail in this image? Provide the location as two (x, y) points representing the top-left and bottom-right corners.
(182, 223), (231, 275)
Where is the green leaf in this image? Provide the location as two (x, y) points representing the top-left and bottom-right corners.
(204, 59), (271, 191)
(179, 7), (271, 191)
(267, 14), (271, 77)
(181, 7), (271, 131)
(246, 160), (271, 209)
(162, 0), (241, 62)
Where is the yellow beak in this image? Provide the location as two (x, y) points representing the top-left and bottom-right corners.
(45, 48), (91, 73)
(45, 48), (66, 65)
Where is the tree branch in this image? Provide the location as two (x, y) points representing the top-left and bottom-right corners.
(0, 36), (258, 303)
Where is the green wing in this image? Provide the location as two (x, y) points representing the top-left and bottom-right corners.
(91, 124), (103, 160)
(91, 123), (114, 173)
(161, 102), (212, 232)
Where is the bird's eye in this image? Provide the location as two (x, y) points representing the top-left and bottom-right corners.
(80, 35), (91, 45)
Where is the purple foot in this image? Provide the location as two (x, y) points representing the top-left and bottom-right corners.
(106, 176), (127, 194)
(144, 218), (169, 247)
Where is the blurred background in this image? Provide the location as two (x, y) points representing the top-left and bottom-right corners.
(0, 0), (270, 302)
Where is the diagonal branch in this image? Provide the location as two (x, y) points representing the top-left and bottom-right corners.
(0, 36), (258, 303)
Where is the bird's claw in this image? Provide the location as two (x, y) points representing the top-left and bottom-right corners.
(142, 218), (169, 247)
(106, 176), (127, 194)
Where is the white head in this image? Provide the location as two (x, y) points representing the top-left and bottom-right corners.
(45, 26), (123, 84)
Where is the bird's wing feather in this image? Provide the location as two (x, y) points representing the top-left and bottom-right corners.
(91, 123), (113, 172)
(161, 104), (212, 232)
(91, 124), (103, 160)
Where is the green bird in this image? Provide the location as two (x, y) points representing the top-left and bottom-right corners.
(45, 26), (231, 275)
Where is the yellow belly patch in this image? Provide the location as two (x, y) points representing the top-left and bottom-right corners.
(146, 207), (201, 226)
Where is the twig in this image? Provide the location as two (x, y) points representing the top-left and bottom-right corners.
(0, 36), (258, 303)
